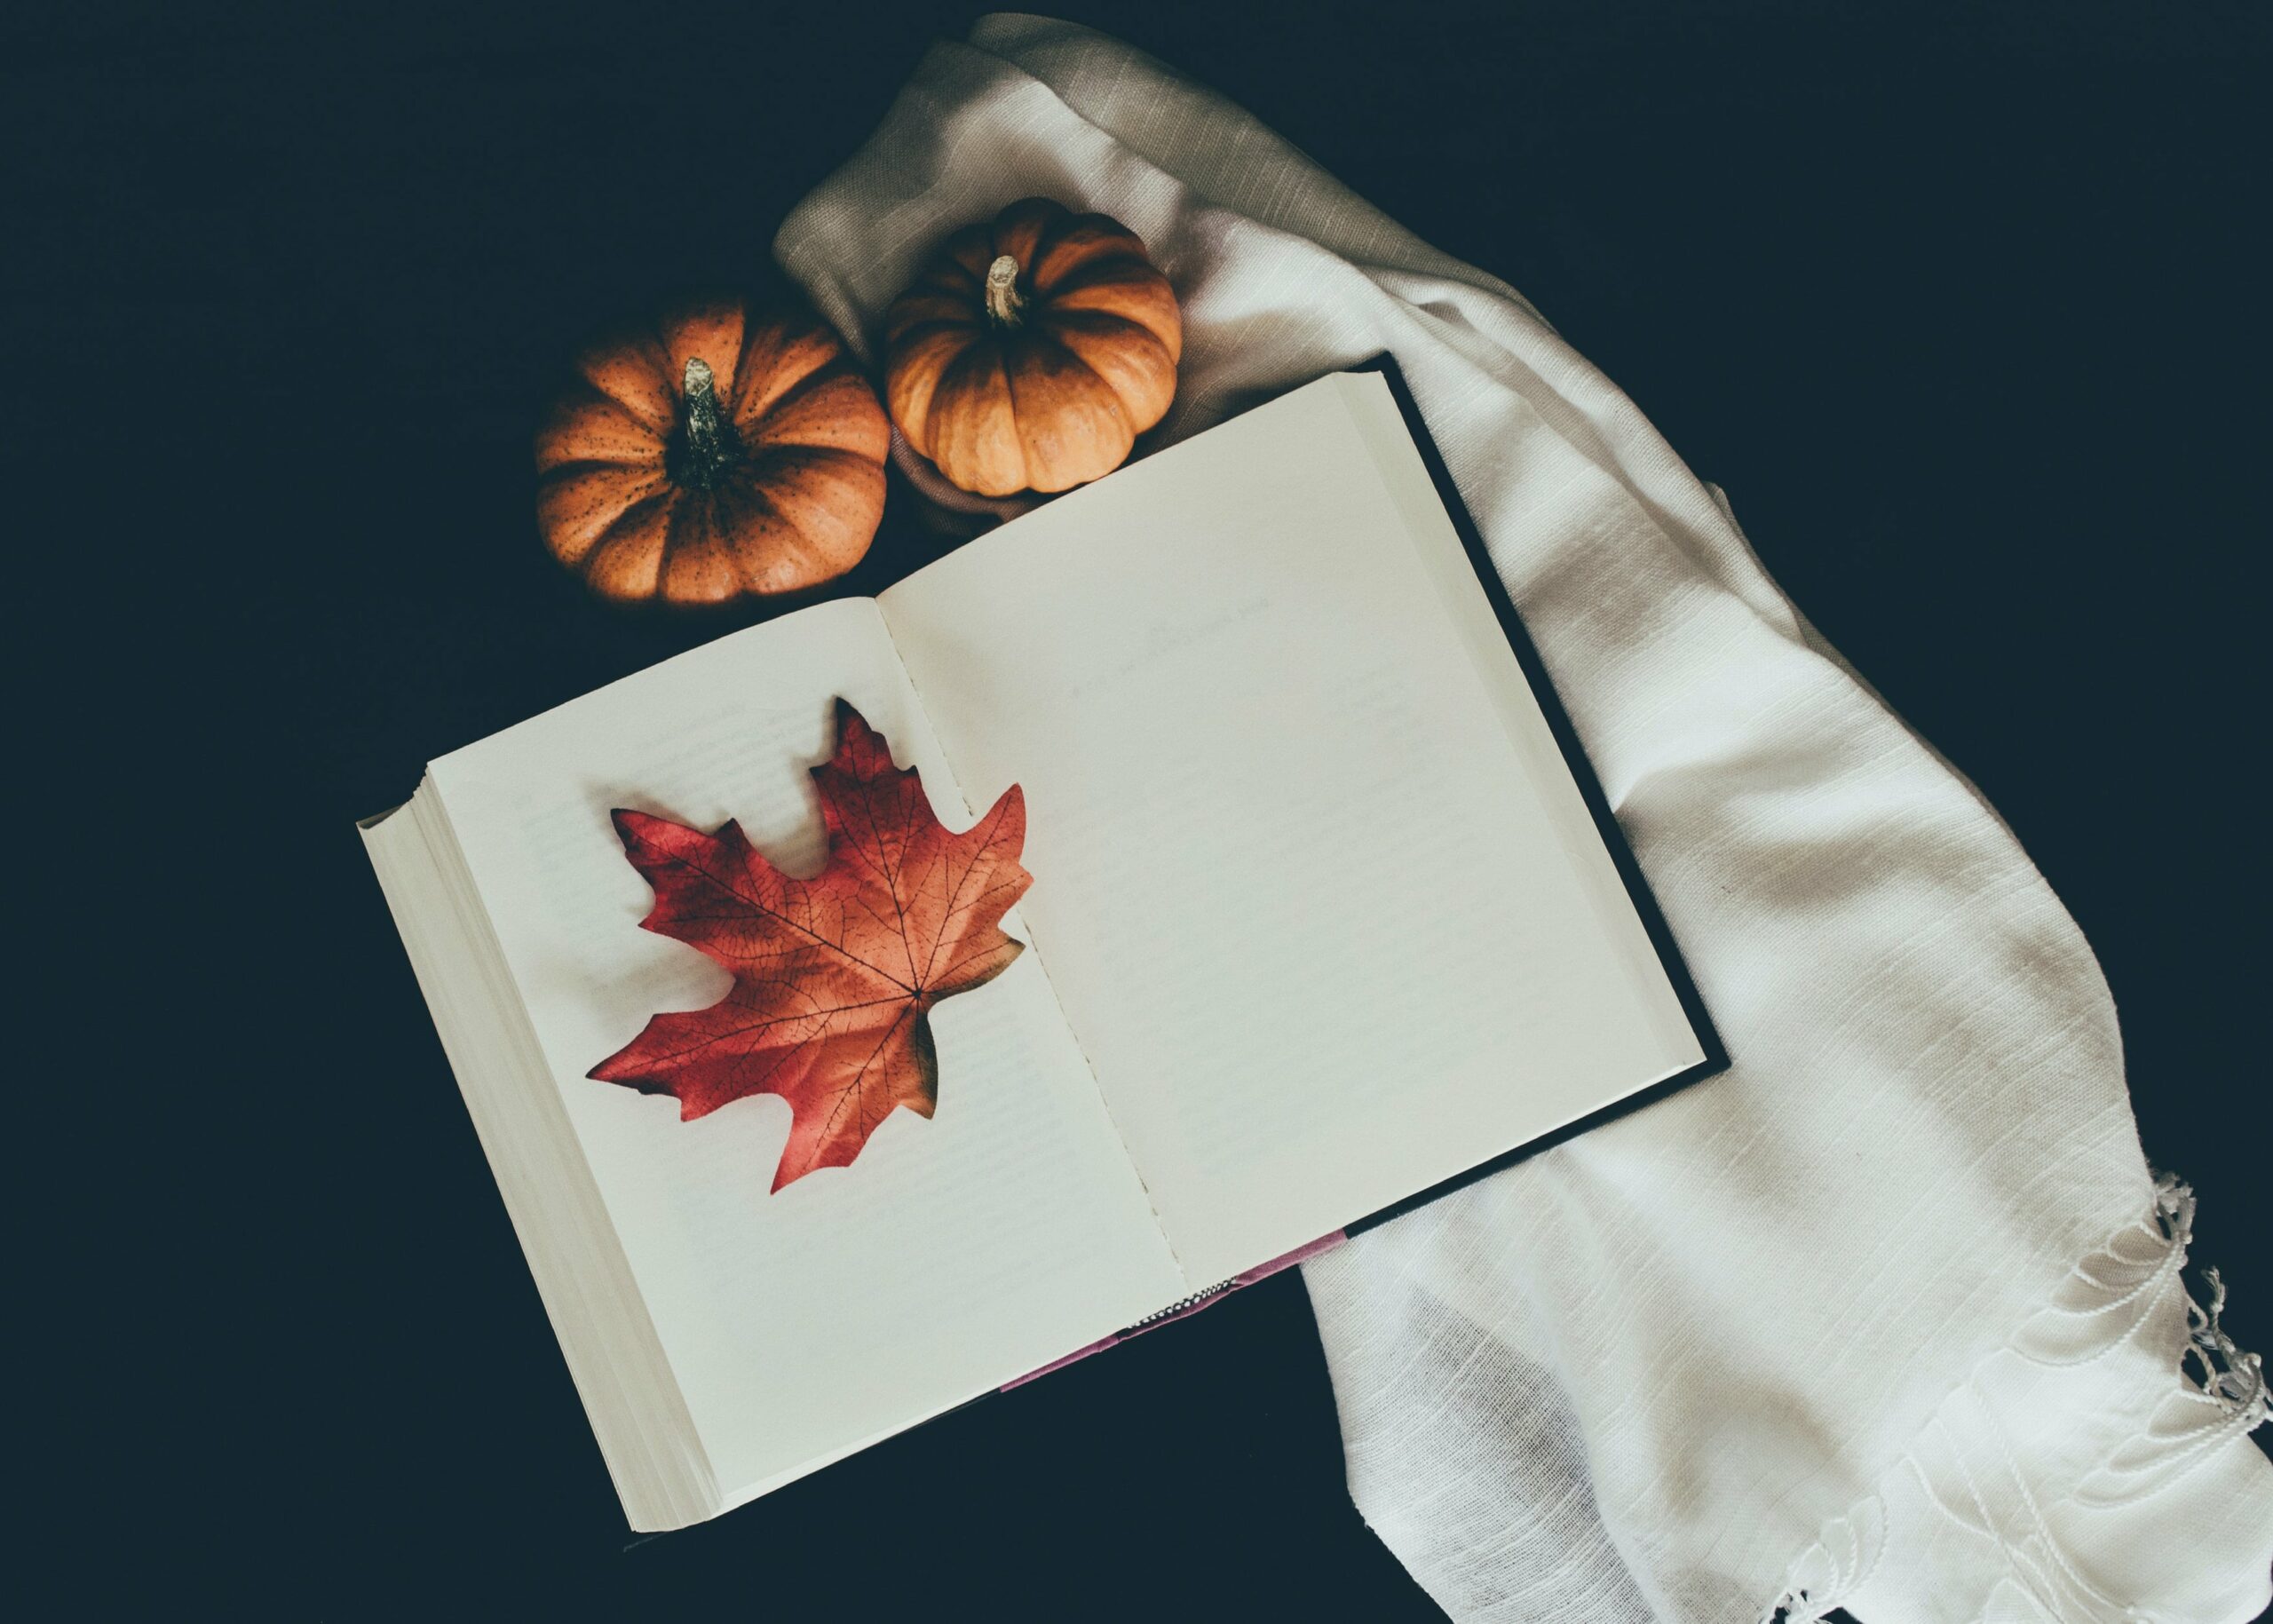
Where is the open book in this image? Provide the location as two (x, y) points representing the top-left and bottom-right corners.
(362, 363), (1723, 1531)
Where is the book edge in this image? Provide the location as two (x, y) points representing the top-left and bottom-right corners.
(360, 781), (722, 1532)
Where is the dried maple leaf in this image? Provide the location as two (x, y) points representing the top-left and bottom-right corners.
(589, 700), (1031, 1191)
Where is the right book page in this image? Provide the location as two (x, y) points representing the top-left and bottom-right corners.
(880, 370), (1708, 1286)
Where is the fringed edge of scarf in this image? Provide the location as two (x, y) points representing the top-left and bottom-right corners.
(1763, 1172), (2269, 1624)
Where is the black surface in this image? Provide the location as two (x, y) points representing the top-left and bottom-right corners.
(11, 3), (2267, 1617)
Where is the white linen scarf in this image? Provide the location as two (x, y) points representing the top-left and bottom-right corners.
(775, 17), (2273, 1620)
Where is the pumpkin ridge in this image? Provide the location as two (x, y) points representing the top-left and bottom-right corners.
(710, 479), (788, 595)
(939, 342), (1023, 493)
(661, 301), (750, 403)
(573, 336), (679, 435)
(719, 471), (854, 596)
(743, 442), (888, 484)
(580, 489), (675, 597)
(745, 386), (891, 462)
(880, 313), (983, 346)
(1038, 263), (1178, 329)
(919, 257), (985, 293)
(1044, 283), (1181, 360)
(604, 487), (676, 543)
(1025, 323), (1117, 397)
(537, 387), (670, 471)
(1040, 254), (1159, 293)
(1041, 319), (1174, 440)
(1028, 226), (1147, 296)
(939, 225), (997, 283)
(739, 353), (853, 437)
(1002, 329), (1131, 492)
(774, 462), (885, 563)
(1023, 213), (1074, 289)
(656, 485), (743, 605)
(539, 467), (669, 537)
(537, 456), (665, 486)
(657, 482), (704, 570)
(885, 325), (974, 456)
(881, 308), (980, 352)
(1038, 308), (1177, 366)
(986, 202), (1057, 281)
(568, 377), (675, 434)
(539, 467), (669, 567)
(729, 331), (836, 427)
(636, 321), (695, 418)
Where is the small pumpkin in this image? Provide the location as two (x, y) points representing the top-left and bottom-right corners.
(883, 197), (1182, 497)
(536, 297), (890, 606)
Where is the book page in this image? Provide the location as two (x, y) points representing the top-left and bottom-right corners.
(880, 374), (1704, 1286)
(427, 598), (1183, 1501)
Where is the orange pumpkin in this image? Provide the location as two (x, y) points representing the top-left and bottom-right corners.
(536, 297), (890, 606)
(883, 197), (1182, 497)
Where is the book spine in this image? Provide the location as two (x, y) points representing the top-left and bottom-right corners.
(998, 1232), (1348, 1391)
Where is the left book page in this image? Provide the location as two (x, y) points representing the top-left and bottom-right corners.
(419, 597), (1184, 1512)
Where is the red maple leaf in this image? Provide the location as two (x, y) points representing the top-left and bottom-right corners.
(589, 700), (1031, 1191)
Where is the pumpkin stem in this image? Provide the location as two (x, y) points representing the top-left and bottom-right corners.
(984, 254), (1027, 329)
(672, 355), (741, 491)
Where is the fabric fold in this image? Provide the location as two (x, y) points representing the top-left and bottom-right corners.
(776, 16), (2273, 1620)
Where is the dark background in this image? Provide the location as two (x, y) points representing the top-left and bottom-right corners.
(11, 2), (2268, 1616)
